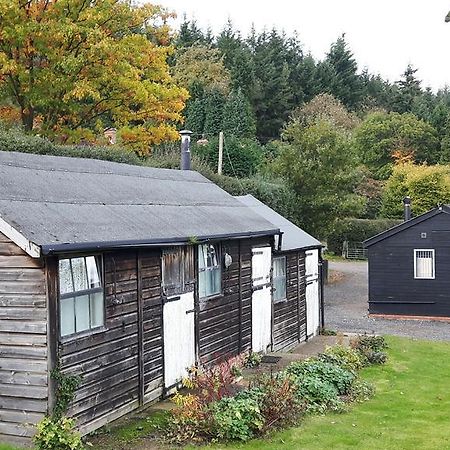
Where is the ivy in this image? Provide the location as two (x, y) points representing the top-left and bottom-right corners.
(51, 365), (82, 420)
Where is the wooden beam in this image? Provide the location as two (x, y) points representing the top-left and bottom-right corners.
(0, 217), (40, 258)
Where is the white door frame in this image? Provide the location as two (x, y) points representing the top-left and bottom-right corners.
(305, 249), (320, 338)
(251, 246), (272, 352)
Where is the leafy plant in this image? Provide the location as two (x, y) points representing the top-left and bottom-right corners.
(294, 376), (344, 413)
(352, 335), (388, 366)
(348, 379), (376, 403)
(34, 417), (83, 450)
(51, 367), (82, 420)
(210, 396), (264, 441)
(286, 359), (355, 395)
(319, 344), (364, 373)
(244, 351), (262, 368)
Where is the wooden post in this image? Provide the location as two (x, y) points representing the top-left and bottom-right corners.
(217, 131), (224, 175)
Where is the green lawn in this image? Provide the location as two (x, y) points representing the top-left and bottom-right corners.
(198, 336), (450, 450)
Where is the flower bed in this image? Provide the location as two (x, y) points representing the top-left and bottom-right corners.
(166, 335), (388, 443)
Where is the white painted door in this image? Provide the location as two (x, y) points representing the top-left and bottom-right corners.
(251, 246), (272, 352)
(163, 291), (196, 388)
(306, 249), (320, 338)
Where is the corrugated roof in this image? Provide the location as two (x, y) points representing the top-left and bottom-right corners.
(235, 195), (322, 251)
(0, 151), (279, 254)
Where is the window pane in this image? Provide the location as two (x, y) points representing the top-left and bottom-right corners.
(198, 244), (221, 298)
(90, 292), (104, 328)
(198, 245), (207, 270)
(162, 249), (183, 296)
(211, 267), (221, 295)
(59, 259), (74, 294)
(198, 270), (207, 298)
(86, 256), (101, 289)
(415, 250), (434, 278)
(71, 257), (88, 292)
(75, 294), (90, 332)
(60, 297), (75, 336)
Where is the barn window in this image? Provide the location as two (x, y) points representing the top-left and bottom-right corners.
(59, 256), (104, 337)
(162, 247), (194, 296)
(273, 256), (287, 302)
(414, 249), (435, 279)
(199, 243), (221, 298)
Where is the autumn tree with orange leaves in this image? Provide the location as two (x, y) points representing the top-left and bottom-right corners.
(0, 0), (188, 153)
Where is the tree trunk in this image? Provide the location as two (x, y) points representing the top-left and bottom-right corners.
(21, 107), (34, 131)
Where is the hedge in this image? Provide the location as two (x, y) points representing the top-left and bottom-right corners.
(327, 218), (402, 254)
(0, 128), (143, 165)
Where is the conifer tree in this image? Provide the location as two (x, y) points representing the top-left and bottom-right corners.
(222, 89), (256, 137)
(203, 88), (226, 136)
(392, 64), (422, 113)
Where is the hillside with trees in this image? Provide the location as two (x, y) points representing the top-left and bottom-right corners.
(1, 5), (450, 249)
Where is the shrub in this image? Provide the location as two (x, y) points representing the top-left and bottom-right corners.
(327, 218), (402, 254)
(286, 359), (355, 395)
(0, 128), (143, 165)
(348, 379), (376, 403)
(319, 345), (364, 373)
(34, 417), (83, 450)
(352, 335), (388, 366)
(244, 352), (262, 368)
(252, 373), (305, 430)
(210, 396), (264, 441)
(294, 376), (343, 413)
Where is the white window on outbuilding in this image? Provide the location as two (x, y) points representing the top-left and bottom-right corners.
(414, 249), (435, 279)
(272, 256), (287, 302)
(59, 256), (104, 337)
(198, 243), (221, 298)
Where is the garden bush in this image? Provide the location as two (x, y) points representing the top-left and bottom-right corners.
(327, 217), (402, 255)
(318, 344), (364, 373)
(348, 379), (376, 403)
(210, 396), (264, 441)
(351, 335), (388, 366)
(34, 417), (83, 450)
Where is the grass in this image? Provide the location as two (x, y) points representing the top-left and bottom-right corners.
(197, 336), (450, 450)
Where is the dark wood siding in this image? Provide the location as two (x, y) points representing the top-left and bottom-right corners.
(0, 232), (48, 447)
(272, 251), (307, 351)
(198, 237), (271, 365)
(368, 213), (450, 317)
(58, 250), (163, 435)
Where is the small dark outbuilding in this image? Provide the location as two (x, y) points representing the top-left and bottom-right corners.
(364, 205), (450, 319)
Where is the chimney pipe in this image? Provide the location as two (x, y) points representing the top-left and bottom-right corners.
(403, 196), (411, 221)
(180, 130), (193, 170)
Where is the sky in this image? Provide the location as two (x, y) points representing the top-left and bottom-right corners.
(157, 0), (450, 91)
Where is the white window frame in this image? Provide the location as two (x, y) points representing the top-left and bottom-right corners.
(198, 243), (222, 299)
(272, 256), (287, 303)
(58, 255), (105, 338)
(414, 249), (435, 280)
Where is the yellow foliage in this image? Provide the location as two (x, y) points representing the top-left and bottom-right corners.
(0, 0), (188, 151)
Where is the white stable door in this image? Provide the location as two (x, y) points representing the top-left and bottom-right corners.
(163, 291), (195, 388)
(251, 246), (272, 352)
(305, 249), (320, 338)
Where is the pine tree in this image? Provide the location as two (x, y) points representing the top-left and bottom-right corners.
(324, 34), (363, 109)
(203, 88), (226, 136)
(222, 89), (256, 137)
(391, 64), (422, 113)
(176, 17), (206, 48)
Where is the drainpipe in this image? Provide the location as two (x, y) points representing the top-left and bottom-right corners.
(180, 129), (193, 170)
(403, 196), (411, 221)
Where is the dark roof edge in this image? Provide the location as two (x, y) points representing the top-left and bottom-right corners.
(274, 244), (324, 254)
(363, 206), (450, 248)
(40, 229), (280, 255)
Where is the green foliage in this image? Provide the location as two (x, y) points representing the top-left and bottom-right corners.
(222, 89), (256, 137)
(203, 88), (226, 136)
(352, 335), (388, 366)
(381, 163), (450, 218)
(193, 135), (263, 177)
(273, 120), (364, 237)
(0, 127), (143, 164)
(286, 360), (355, 396)
(353, 111), (440, 179)
(327, 218), (402, 254)
(391, 65), (423, 114)
(34, 417), (83, 450)
(244, 352), (262, 368)
(294, 376), (343, 413)
(51, 367), (82, 420)
(319, 345), (364, 373)
(210, 397), (264, 441)
(348, 379), (376, 403)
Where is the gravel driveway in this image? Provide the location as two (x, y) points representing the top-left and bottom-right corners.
(325, 260), (450, 341)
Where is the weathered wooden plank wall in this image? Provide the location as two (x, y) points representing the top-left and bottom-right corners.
(60, 250), (163, 435)
(198, 237), (271, 365)
(0, 232), (48, 446)
(272, 251), (306, 351)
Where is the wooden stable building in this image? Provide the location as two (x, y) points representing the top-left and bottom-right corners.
(365, 204), (450, 319)
(0, 150), (322, 446)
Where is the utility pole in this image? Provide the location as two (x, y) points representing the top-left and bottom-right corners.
(217, 131), (224, 175)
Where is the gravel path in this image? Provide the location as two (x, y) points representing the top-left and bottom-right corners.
(325, 260), (450, 341)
